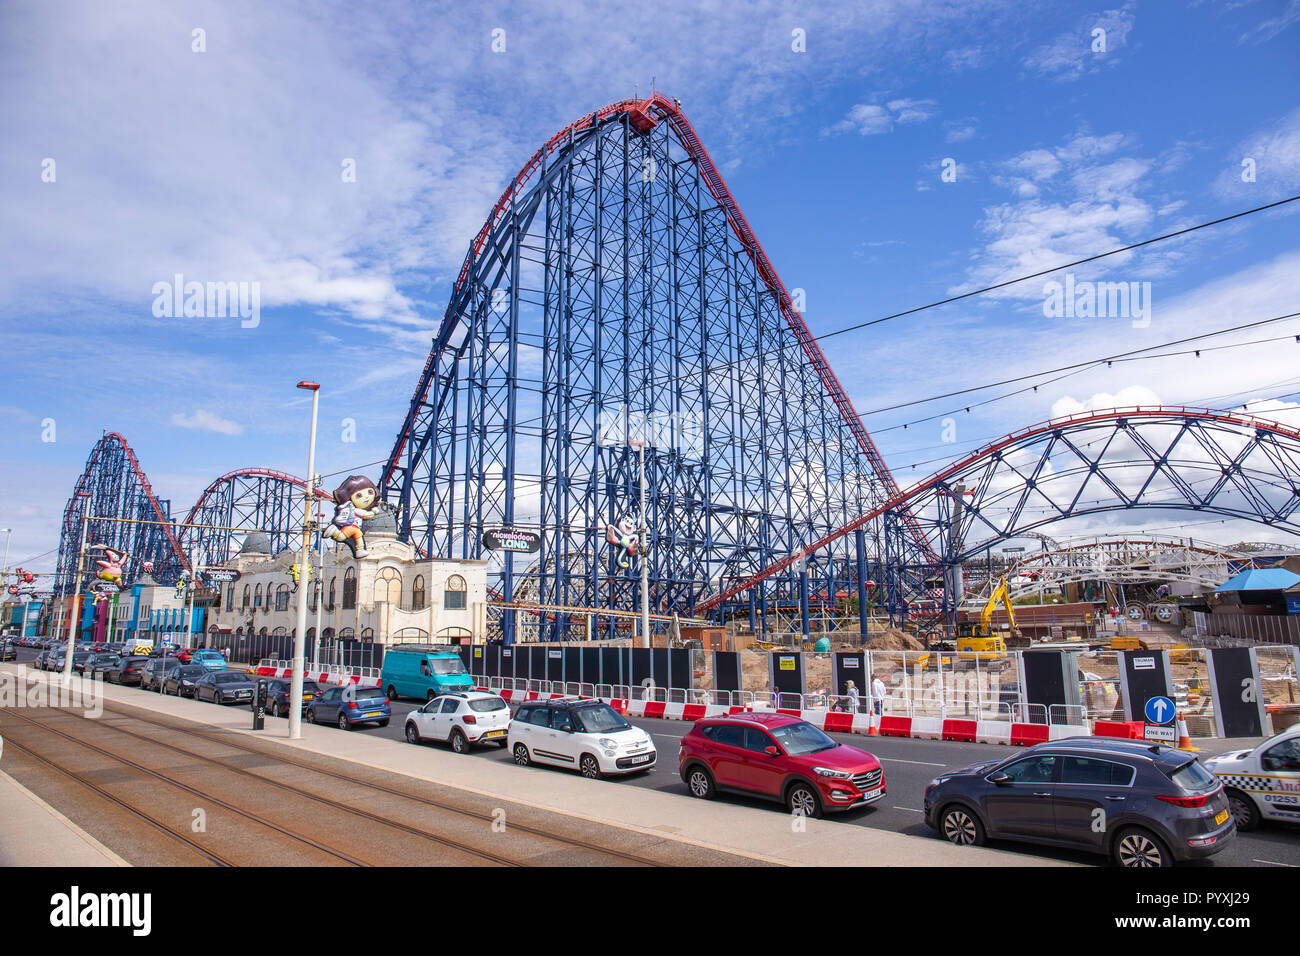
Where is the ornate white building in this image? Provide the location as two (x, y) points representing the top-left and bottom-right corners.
(207, 512), (489, 654)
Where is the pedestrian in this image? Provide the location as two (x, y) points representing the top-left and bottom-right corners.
(222, 646), (230, 661)
(871, 673), (887, 716)
(846, 680), (861, 714)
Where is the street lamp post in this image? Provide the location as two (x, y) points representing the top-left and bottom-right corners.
(629, 439), (650, 649)
(289, 381), (320, 739)
(62, 493), (90, 681)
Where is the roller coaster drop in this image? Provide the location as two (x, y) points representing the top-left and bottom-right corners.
(54, 98), (1300, 641)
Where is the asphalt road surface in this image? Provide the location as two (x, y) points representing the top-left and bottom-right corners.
(11, 648), (1299, 866)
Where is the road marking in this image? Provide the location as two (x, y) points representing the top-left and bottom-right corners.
(653, 733), (682, 741)
(1252, 859), (1297, 867)
(892, 806), (924, 812)
(879, 757), (947, 767)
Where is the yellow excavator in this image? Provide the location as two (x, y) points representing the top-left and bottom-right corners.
(916, 578), (1021, 670)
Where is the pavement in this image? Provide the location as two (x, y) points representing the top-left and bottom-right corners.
(0, 661), (1071, 866)
(0, 765), (128, 866)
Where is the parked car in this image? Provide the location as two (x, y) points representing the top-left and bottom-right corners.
(306, 684), (390, 730)
(0, 640), (16, 661)
(924, 737), (1234, 867)
(69, 650), (97, 675)
(91, 654), (122, 680)
(510, 698), (656, 778)
(194, 670), (255, 705)
(405, 692), (511, 752)
(260, 678), (323, 718)
(1205, 723), (1300, 830)
(381, 646), (475, 702)
(169, 647), (194, 664)
(191, 649), (227, 672)
(163, 664), (208, 698)
(679, 712), (884, 816)
(105, 656), (150, 685)
(141, 657), (180, 692)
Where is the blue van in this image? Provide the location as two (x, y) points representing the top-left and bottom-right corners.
(381, 646), (475, 701)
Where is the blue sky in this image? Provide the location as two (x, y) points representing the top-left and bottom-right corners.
(1, 0), (1298, 572)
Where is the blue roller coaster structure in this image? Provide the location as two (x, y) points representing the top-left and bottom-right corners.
(53, 98), (1300, 644)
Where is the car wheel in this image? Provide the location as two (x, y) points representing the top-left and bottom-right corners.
(685, 765), (716, 800)
(1113, 827), (1172, 868)
(337, 713), (350, 731)
(450, 730), (469, 754)
(426, 690), (436, 702)
(496, 739), (509, 748)
(940, 804), (985, 846)
(387, 685), (399, 701)
(405, 722), (422, 744)
(786, 781), (822, 819)
(513, 743), (531, 766)
(580, 754), (602, 779)
(377, 719), (389, 728)
(1226, 789), (1260, 832)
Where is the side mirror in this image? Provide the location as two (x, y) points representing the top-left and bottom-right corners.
(989, 772), (1012, 786)
(764, 746), (780, 757)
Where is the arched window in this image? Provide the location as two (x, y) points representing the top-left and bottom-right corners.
(343, 568), (357, 609)
(412, 575), (426, 611)
(242, 584), (250, 608)
(377, 567), (401, 607)
(227, 585), (234, 608)
(254, 584), (262, 607)
(271, 626), (288, 637)
(328, 577), (336, 610)
(309, 579), (318, 611)
(275, 584), (291, 612)
(444, 574), (467, 611)
(361, 627), (374, 640)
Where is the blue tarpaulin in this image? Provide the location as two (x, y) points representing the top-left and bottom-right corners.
(1215, 568), (1300, 592)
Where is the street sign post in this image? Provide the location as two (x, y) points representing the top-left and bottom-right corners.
(1143, 695), (1176, 744)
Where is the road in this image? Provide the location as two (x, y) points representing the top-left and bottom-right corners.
(10, 647), (1299, 866)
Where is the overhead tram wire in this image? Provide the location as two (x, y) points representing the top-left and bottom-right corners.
(482, 196), (1300, 435)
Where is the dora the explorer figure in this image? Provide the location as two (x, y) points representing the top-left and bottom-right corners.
(327, 475), (380, 558)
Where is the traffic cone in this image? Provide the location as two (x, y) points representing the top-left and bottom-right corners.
(1176, 711), (1199, 752)
(867, 710), (880, 736)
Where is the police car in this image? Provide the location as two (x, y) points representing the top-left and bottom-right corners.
(1205, 723), (1300, 830)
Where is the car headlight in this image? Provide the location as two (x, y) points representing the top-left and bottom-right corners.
(813, 767), (851, 779)
(599, 738), (619, 750)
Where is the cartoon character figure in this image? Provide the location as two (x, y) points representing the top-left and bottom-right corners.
(93, 546), (128, 589)
(142, 560), (154, 574)
(289, 562), (312, 591)
(605, 515), (640, 569)
(326, 475), (381, 559)
(174, 572), (189, 600)
(15, 568), (35, 584)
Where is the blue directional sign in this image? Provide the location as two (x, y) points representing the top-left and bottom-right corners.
(1144, 695), (1175, 725)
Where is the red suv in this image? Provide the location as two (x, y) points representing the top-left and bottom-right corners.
(679, 712), (885, 818)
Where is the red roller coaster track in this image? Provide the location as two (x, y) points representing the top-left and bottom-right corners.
(697, 405), (1300, 612)
(382, 94), (933, 557)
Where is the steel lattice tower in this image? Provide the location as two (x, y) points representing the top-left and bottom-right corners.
(381, 96), (915, 635)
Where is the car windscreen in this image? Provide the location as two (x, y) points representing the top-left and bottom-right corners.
(178, 666), (205, 677)
(1170, 760), (1218, 791)
(212, 672), (246, 683)
(430, 658), (467, 676)
(468, 697), (508, 713)
(353, 687), (385, 700)
(571, 704), (631, 734)
(301, 681), (322, 693)
(769, 721), (838, 756)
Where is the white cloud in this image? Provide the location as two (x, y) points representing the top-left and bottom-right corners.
(1212, 107), (1300, 201)
(1023, 5), (1135, 81)
(828, 97), (939, 136)
(170, 410), (243, 436)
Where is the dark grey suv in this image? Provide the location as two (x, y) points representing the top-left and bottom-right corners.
(924, 737), (1234, 867)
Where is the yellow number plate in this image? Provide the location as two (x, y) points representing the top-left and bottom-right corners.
(1215, 809), (1229, 826)
(484, 730), (505, 738)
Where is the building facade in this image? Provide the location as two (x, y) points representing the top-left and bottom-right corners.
(207, 520), (488, 657)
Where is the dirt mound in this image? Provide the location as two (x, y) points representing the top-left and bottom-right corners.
(863, 628), (924, 651)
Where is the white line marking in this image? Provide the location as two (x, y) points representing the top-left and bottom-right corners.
(892, 806), (924, 812)
(653, 734), (682, 740)
(879, 757), (947, 767)
(1252, 859), (1297, 867)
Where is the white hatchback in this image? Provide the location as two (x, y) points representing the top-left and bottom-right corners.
(405, 692), (512, 753)
(508, 698), (656, 778)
